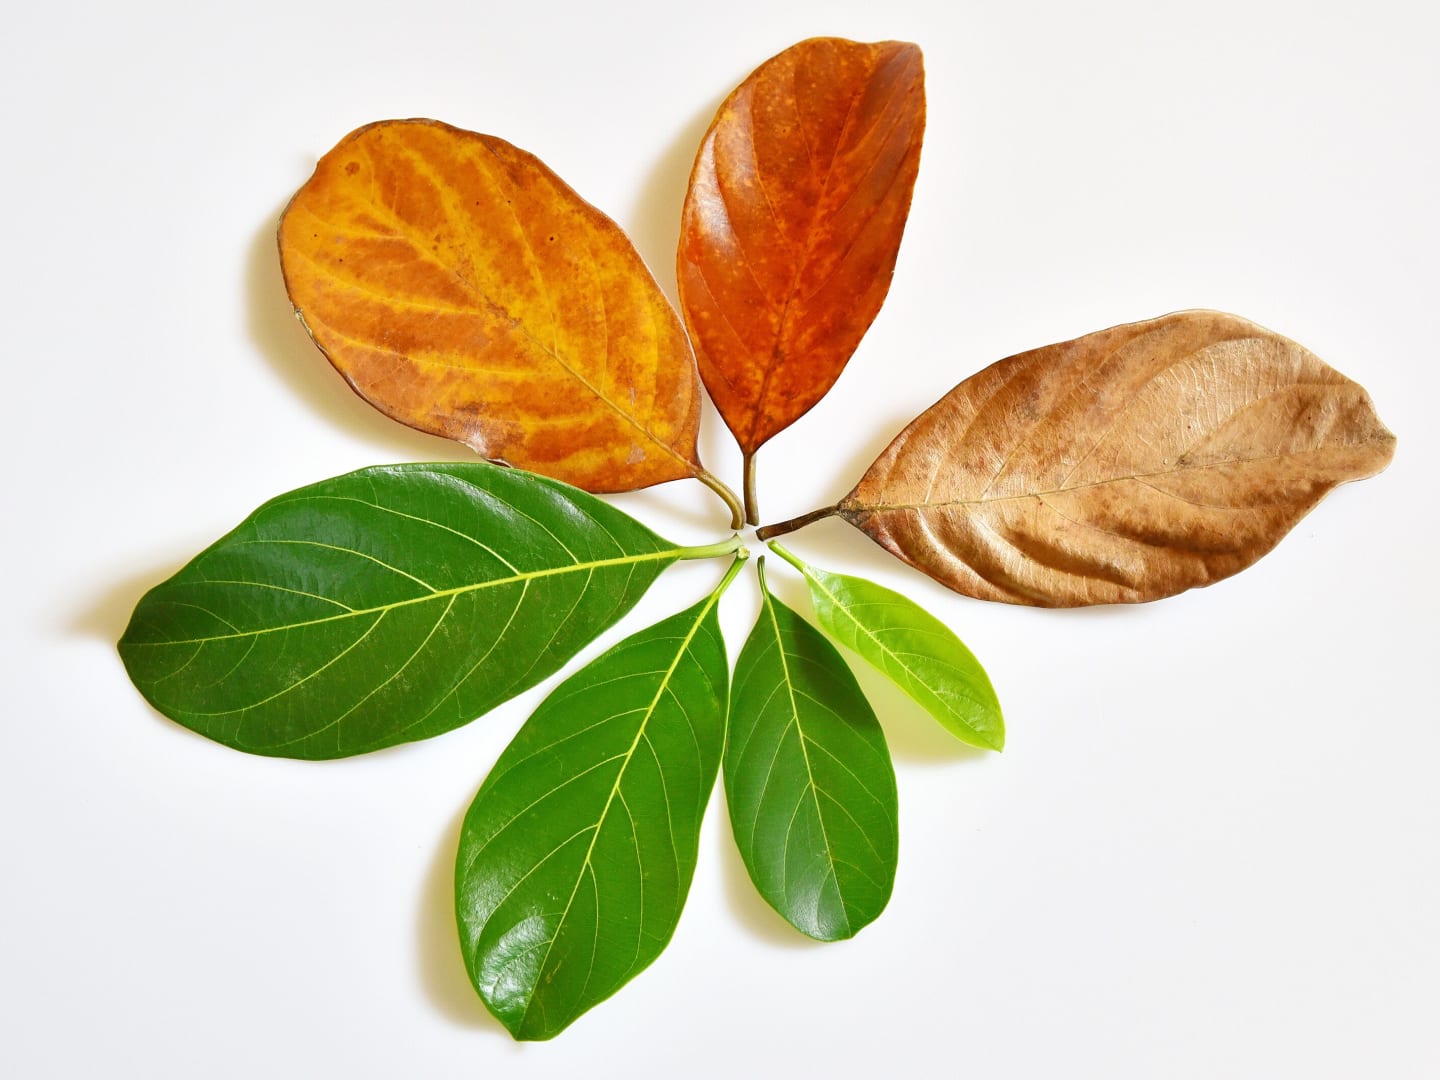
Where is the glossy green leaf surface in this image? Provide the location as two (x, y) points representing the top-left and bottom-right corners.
(455, 562), (738, 1040)
(725, 558), (898, 941)
(119, 463), (729, 759)
(771, 543), (1004, 751)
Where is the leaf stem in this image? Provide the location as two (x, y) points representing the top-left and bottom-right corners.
(755, 505), (838, 541)
(742, 452), (759, 526)
(696, 468), (744, 531)
(765, 541), (807, 574)
(676, 535), (748, 562)
(712, 552), (750, 596)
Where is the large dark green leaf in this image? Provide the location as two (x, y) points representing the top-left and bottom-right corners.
(725, 557), (898, 941)
(455, 559), (741, 1040)
(770, 542), (1004, 751)
(119, 463), (738, 759)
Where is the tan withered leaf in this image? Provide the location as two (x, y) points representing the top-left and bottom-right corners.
(677, 37), (925, 514)
(836, 311), (1395, 607)
(279, 119), (723, 501)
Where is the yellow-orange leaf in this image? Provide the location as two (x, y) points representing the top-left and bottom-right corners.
(678, 38), (925, 506)
(833, 312), (1396, 607)
(279, 119), (708, 495)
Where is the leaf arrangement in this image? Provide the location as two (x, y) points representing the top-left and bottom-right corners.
(119, 37), (1394, 1040)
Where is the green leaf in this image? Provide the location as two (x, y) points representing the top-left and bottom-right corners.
(770, 542), (1004, 751)
(119, 462), (739, 759)
(725, 557), (898, 941)
(455, 558), (742, 1040)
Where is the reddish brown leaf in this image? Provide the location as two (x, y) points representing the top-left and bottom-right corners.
(677, 38), (925, 515)
(773, 312), (1394, 607)
(280, 119), (733, 510)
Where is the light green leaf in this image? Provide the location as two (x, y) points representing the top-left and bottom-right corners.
(119, 462), (738, 759)
(770, 542), (1004, 751)
(455, 558), (742, 1040)
(725, 557), (898, 941)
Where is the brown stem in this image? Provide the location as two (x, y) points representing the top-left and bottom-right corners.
(755, 504), (838, 540)
(696, 468), (744, 531)
(742, 452), (759, 526)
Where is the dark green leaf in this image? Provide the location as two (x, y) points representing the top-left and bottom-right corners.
(455, 559), (741, 1040)
(725, 557), (898, 941)
(770, 542), (1004, 751)
(119, 463), (738, 759)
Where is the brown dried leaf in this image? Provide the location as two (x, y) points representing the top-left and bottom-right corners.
(838, 311), (1395, 607)
(677, 38), (925, 493)
(279, 119), (712, 497)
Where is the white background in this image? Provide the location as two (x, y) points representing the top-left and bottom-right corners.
(4, 1), (1437, 1076)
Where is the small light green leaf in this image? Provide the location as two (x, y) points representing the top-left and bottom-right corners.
(770, 542), (1004, 751)
(725, 557), (898, 941)
(119, 462), (739, 759)
(455, 559), (741, 1040)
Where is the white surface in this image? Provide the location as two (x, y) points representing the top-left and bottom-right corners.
(3, 1), (1437, 1076)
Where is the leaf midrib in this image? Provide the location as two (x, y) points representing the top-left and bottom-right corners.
(807, 572), (934, 703)
(127, 547), (676, 647)
(850, 445), (1382, 513)
(744, 66), (868, 448)
(518, 588), (724, 1033)
(810, 572), (998, 743)
(762, 589), (850, 936)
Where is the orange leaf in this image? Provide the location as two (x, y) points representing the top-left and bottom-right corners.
(678, 38), (926, 517)
(279, 119), (722, 502)
(763, 312), (1396, 607)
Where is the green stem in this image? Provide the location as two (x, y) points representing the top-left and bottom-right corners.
(755, 505), (838, 541)
(765, 541), (807, 574)
(676, 535), (748, 562)
(712, 552), (750, 596)
(696, 468), (745, 531)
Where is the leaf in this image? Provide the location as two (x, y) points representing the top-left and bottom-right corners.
(455, 559), (741, 1040)
(118, 463), (738, 759)
(677, 37), (925, 512)
(279, 119), (735, 514)
(833, 310), (1396, 607)
(768, 542), (1003, 751)
(725, 557), (898, 940)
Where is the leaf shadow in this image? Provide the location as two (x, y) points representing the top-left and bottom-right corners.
(622, 92), (751, 505)
(245, 202), (462, 460)
(623, 93), (726, 308)
(712, 788), (824, 951)
(849, 656), (996, 766)
(68, 552), (191, 643)
(414, 799), (515, 1037)
(605, 480), (733, 538)
(67, 550), (240, 747)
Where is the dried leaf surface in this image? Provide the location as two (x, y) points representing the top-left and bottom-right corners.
(279, 120), (704, 493)
(678, 38), (925, 458)
(841, 311), (1396, 607)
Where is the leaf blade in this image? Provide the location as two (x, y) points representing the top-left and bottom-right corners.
(455, 571), (736, 1039)
(725, 558), (898, 940)
(678, 38), (925, 457)
(119, 463), (700, 758)
(841, 311), (1396, 606)
(279, 119), (706, 493)
(772, 544), (1003, 751)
